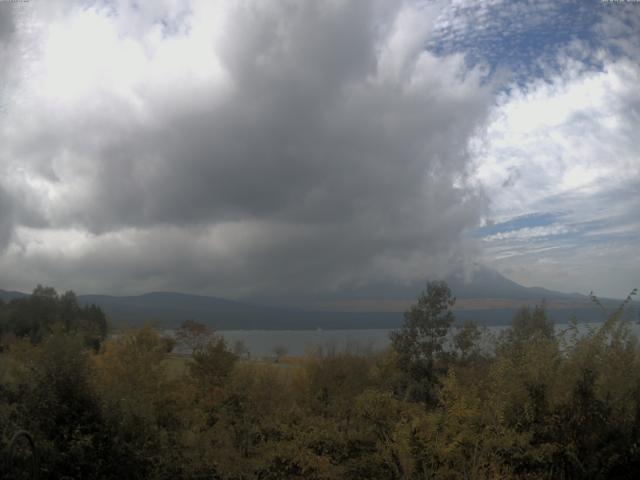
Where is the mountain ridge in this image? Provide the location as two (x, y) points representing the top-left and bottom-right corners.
(1, 268), (632, 329)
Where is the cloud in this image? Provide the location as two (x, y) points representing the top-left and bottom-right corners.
(0, 1), (21, 249)
(0, 0), (491, 296)
(595, 5), (640, 61)
(3, 0), (636, 300)
(471, 33), (640, 297)
(483, 224), (573, 242)
(471, 55), (640, 219)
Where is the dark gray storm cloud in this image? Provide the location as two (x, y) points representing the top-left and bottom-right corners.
(0, 186), (14, 248)
(0, 2), (17, 249)
(0, 0), (492, 297)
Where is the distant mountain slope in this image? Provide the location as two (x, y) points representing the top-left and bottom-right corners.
(252, 266), (586, 307)
(2, 268), (633, 329)
(445, 266), (584, 301)
(71, 290), (638, 329)
(77, 292), (400, 330)
(0, 289), (29, 301)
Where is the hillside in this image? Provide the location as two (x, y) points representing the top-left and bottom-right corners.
(2, 268), (632, 329)
(77, 292), (400, 330)
(0, 289), (28, 301)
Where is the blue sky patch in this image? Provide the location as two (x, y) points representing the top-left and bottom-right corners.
(473, 211), (562, 238)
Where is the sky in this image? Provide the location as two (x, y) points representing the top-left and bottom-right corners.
(0, 0), (638, 300)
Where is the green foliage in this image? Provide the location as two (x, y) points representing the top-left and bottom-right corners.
(301, 350), (374, 417)
(391, 281), (456, 363)
(0, 285), (107, 349)
(453, 320), (485, 363)
(2, 283), (640, 479)
(190, 334), (237, 391)
(1, 329), (111, 479)
(91, 325), (198, 479)
(499, 304), (555, 354)
(390, 280), (456, 406)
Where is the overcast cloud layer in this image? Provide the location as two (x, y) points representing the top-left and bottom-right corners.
(0, 0), (638, 299)
(0, 0), (491, 297)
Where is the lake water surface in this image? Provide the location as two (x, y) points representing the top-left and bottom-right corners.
(213, 322), (640, 358)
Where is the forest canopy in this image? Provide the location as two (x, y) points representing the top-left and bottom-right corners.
(0, 284), (639, 479)
(0, 285), (107, 349)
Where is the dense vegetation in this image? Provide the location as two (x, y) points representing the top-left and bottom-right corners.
(0, 285), (107, 349)
(1, 283), (639, 479)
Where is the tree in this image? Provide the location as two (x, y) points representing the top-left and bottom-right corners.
(453, 320), (483, 362)
(498, 304), (554, 355)
(190, 335), (237, 390)
(3, 286), (107, 348)
(91, 325), (192, 478)
(273, 345), (288, 363)
(0, 298), (7, 343)
(175, 319), (214, 351)
(390, 280), (455, 405)
(79, 303), (108, 350)
(391, 281), (455, 362)
(302, 351), (373, 416)
(10, 329), (109, 479)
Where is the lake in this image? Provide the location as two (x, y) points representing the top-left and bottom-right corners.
(217, 329), (394, 357)
(210, 321), (640, 358)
